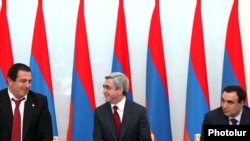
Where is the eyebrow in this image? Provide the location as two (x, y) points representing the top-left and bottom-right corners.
(103, 84), (111, 89)
(221, 98), (235, 103)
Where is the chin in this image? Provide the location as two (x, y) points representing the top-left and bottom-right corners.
(223, 113), (230, 116)
(105, 98), (110, 102)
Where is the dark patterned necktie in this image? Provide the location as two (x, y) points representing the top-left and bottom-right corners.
(231, 118), (238, 125)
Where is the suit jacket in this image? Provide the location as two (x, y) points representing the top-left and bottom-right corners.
(0, 88), (53, 141)
(200, 106), (250, 141)
(93, 100), (152, 141)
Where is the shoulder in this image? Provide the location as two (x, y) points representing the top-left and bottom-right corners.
(241, 106), (250, 123)
(243, 106), (250, 113)
(29, 90), (47, 98)
(27, 90), (48, 103)
(202, 107), (229, 125)
(0, 88), (8, 97)
(95, 102), (110, 112)
(125, 100), (147, 112)
(0, 88), (8, 94)
(243, 105), (250, 110)
(205, 107), (223, 117)
(0, 89), (9, 104)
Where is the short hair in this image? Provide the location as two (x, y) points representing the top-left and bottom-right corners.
(222, 85), (246, 103)
(7, 63), (31, 81)
(105, 72), (129, 95)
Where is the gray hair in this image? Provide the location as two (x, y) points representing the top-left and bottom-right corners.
(105, 72), (129, 95)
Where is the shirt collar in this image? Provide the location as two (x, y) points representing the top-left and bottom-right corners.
(111, 96), (126, 112)
(8, 88), (27, 102)
(229, 108), (243, 123)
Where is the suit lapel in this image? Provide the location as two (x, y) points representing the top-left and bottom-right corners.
(119, 100), (133, 141)
(22, 94), (36, 138)
(221, 112), (230, 125)
(0, 90), (13, 132)
(104, 103), (118, 141)
(240, 107), (250, 124)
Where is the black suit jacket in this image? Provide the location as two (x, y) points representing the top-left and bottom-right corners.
(93, 100), (152, 141)
(200, 106), (250, 141)
(0, 88), (53, 141)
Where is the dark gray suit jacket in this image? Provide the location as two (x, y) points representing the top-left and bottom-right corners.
(200, 106), (250, 141)
(93, 100), (152, 141)
(0, 88), (53, 141)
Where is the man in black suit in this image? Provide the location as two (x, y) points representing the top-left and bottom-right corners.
(0, 63), (52, 141)
(93, 72), (152, 141)
(200, 85), (250, 140)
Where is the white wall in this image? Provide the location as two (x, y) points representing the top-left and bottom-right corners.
(2, 0), (250, 140)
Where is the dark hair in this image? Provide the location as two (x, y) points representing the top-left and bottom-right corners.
(7, 63), (31, 81)
(222, 85), (246, 103)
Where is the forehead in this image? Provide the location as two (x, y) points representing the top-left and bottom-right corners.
(222, 91), (238, 101)
(17, 70), (32, 78)
(104, 78), (114, 85)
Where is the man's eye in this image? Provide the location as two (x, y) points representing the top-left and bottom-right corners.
(103, 85), (111, 90)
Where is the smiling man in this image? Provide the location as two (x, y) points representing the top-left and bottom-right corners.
(0, 63), (52, 141)
(93, 72), (152, 141)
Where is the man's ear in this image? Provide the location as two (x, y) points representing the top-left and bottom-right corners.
(118, 87), (124, 95)
(7, 77), (12, 85)
(239, 100), (245, 106)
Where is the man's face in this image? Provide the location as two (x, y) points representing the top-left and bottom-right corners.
(221, 91), (243, 117)
(102, 78), (122, 104)
(8, 70), (32, 99)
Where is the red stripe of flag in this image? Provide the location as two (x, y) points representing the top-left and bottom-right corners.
(148, 0), (168, 94)
(222, 0), (248, 104)
(112, 0), (133, 100)
(31, 0), (53, 93)
(0, 0), (14, 88)
(190, 0), (209, 103)
(183, 0), (210, 140)
(226, 0), (245, 88)
(30, 0), (58, 136)
(146, 0), (172, 140)
(67, 0), (96, 140)
(74, 0), (96, 110)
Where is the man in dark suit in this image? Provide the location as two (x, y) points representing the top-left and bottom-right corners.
(200, 85), (250, 141)
(0, 63), (52, 141)
(93, 72), (152, 141)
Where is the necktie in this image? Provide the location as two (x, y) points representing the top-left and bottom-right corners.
(113, 105), (121, 139)
(11, 98), (25, 141)
(231, 118), (238, 125)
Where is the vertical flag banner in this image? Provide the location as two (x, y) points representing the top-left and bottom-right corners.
(112, 0), (133, 100)
(221, 0), (248, 104)
(183, 0), (210, 141)
(0, 0), (14, 89)
(67, 0), (96, 140)
(29, 0), (58, 137)
(146, 0), (172, 140)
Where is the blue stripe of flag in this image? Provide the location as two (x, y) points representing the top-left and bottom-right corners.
(112, 53), (133, 100)
(146, 51), (172, 141)
(71, 67), (94, 141)
(30, 55), (58, 135)
(0, 70), (7, 90)
(221, 50), (239, 91)
(186, 59), (209, 139)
